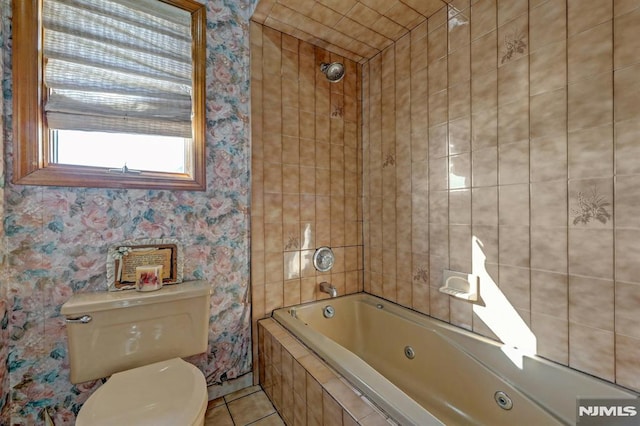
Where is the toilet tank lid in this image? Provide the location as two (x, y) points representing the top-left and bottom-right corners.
(61, 280), (211, 316)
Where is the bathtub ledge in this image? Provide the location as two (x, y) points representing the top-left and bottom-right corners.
(258, 318), (394, 426)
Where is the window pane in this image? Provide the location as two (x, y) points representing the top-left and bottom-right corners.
(54, 130), (186, 173)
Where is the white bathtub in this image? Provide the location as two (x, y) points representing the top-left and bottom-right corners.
(272, 293), (637, 425)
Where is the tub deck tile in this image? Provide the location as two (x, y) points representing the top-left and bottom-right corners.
(280, 334), (312, 358)
(262, 319), (290, 339)
(358, 411), (395, 426)
(298, 353), (338, 384)
(339, 376), (362, 396)
(324, 377), (375, 420)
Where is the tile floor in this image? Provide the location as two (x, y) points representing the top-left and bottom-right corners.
(204, 385), (285, 426)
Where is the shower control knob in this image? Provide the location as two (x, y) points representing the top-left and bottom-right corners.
(313, 246), (335, 272)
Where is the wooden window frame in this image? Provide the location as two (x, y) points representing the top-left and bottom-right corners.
(12, 0), (207, 191)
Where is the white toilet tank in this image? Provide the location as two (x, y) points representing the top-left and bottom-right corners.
(61, 280), (211, 384)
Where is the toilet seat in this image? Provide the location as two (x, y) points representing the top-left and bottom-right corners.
(76, 358), (208, 426)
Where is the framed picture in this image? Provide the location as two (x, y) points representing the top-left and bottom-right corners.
(107, 238), (184, 291)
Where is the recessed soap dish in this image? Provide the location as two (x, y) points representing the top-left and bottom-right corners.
(439, 270), (478, 302)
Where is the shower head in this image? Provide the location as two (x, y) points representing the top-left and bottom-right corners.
(320, 62), (345, 82)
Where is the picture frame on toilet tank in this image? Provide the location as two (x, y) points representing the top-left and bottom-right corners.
(107, 238), (184, 291)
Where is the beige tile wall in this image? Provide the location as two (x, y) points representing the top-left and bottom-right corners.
(362, 0), (640, 391)
(251, 21), (364, 381)
(252, 0), (446, 62)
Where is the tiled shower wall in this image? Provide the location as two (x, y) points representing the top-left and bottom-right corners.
(362, 0), (640, 391)
(250, 22), (364, 375)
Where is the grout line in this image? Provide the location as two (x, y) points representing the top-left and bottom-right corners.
(527, 0), (532, 326)
(468, 0), (475, 332)
(445, 3), (451, 323)
(224, 386), (263, 404)
(564, 0), (570, 366)
(244, 411), (278, 426)
(610, 0), (617, 384)
(494, 0), (501, 295)
(225, 403), (237, 426)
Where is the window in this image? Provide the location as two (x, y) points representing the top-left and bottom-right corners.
(12, 0), (206, 190)
(53, 131), (187, 173)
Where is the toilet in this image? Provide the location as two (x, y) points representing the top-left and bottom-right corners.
(61, 280), (211, 426)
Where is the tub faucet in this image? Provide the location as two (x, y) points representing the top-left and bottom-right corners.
(319, 281), (337, 298)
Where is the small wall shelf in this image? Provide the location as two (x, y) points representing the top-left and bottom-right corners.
(439, 270), (478, 302)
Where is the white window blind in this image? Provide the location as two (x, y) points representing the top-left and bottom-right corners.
(42, 0), (194, 138)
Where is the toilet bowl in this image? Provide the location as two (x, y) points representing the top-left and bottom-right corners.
(76, 358), (208, 426)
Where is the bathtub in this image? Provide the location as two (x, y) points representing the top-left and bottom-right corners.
(272, 293), (638, 425)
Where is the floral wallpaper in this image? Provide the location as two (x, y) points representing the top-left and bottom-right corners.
(1, 0), (8, 423)
(1, 0), (258, 424)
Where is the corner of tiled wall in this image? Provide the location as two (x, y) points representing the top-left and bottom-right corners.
(250, 21), (364, 384)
